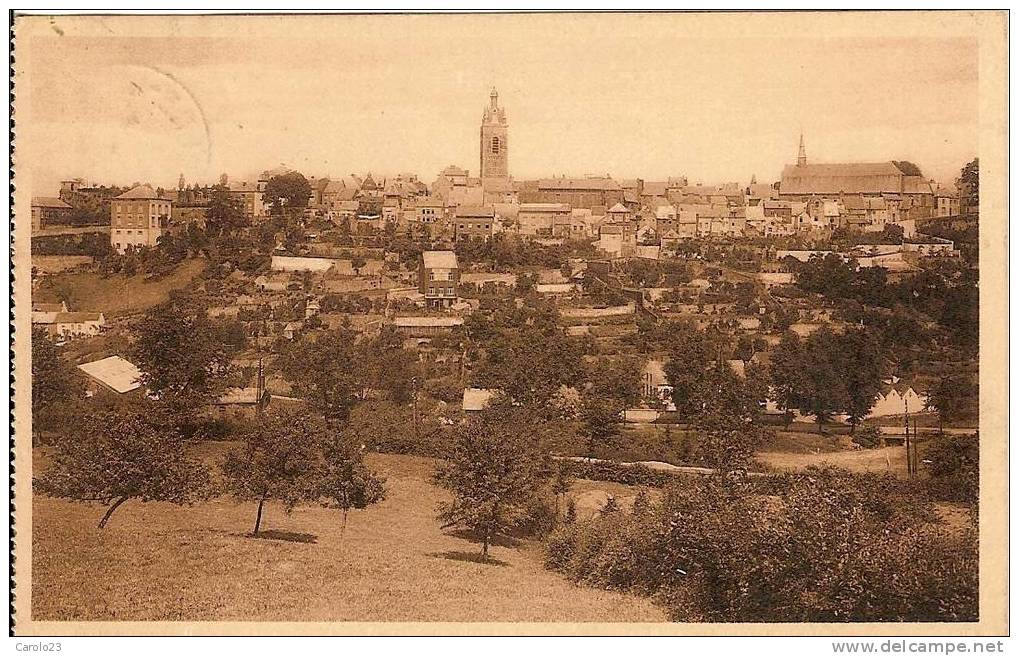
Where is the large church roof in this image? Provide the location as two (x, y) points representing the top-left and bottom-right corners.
(538, 177), (622, 191)
(780, 162), (909, 195)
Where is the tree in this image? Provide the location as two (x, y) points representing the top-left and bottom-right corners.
(834, 328), (885, 432)
(688, 361), (769, 471)
(263, 171), (312, 218)
(880, 223), (904, 244)
(958, 158), (978, 213)
(771, 327), (883, 433)
(550, 461), (573, 518)
(926, 375), (977, 431)
(734, 335), (766, 365)
(433, 400), (550, 558)
(473, 323), (585, 407)
(770, 330), (835, 431)
(318, 432), (386, 534)
(892, 160), (923, 177)
(31, 327), (82, 430)
(205, 186), (247, 237)
(662, 324), (718, 417)
(277, 330), (361, 422)
(922, 434), (979, 503)
(579, 395), (624, 460)
(351, 255), (367, 277)
(34, 406), (212, 528)
(221, 412), (324, 535)
(132, 297), (232, 405)
(357, 326), (419, 403)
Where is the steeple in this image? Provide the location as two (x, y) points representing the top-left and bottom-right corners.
(489, 87), (499, 110)
(797, 132), (807, 167)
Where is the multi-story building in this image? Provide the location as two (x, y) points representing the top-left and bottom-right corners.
(454, 206), (496, 242)
(31, 197), (72, 231)
(517, 203), (571, 236)
(227, 179), (268, 220)
(110, 185), (173, 253)
(419, 250), (459, 309)
(936, 187), (961, 217)
(520, 176), (624, 210)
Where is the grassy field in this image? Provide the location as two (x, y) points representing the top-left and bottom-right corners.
(31, 450), (665, 623)
(757, 444), (908, 475)
(33, 259), (206, 317)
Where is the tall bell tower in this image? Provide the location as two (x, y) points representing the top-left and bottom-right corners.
(480, 87), (508, 180)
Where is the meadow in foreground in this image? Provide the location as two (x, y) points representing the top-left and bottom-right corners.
(31, 451), (665, 623)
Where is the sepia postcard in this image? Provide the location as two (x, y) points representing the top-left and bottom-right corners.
(9, 10), (1009, 637)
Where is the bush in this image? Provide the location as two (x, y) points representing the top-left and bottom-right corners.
(852, 425), (882, 449)
(922, 434), (979, 504)
(559, 460), (674, 488)
(543, 467), (977, 622)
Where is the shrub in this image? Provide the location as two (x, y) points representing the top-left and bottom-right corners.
(543, 467), (977, 622)
(852, 425), (883, 449)
(922, 434), (979, 504)
(560, 460), (674, 488)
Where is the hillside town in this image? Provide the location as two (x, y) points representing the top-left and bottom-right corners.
(30, 87), (981, 624)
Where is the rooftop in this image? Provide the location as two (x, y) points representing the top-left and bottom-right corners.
(31, 197), (71, 209)
(422, 250), (458, 269)
(115, 184), (163, 200)
(77, 356), (143, 394)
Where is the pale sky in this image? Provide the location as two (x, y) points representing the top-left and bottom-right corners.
(16, 14), (979, 195)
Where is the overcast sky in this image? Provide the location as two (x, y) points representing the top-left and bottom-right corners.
(17, 14), (978, 195)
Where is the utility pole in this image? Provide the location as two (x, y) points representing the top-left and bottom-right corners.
(904, 397), (913, 478)
(411, 376), (420, 440)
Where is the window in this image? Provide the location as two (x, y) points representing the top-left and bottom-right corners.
(491, 136), (500, 154)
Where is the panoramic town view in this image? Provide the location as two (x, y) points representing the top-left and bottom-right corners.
(22, 16), (982, 627)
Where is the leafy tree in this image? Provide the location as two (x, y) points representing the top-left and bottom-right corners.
(277, 330), (361, 422)
(35, 406), (212, 528)
(579, 395), (624, 459)
(351, 255), (367, 276)
(880, 223), (904, 243)
(959, 158), (978, 212)
(794, 253), (855, 299)
(551, 461), (573, 518)
(771, 327), (883, 432)
(132, 297), (232, 405)
(205, 186), (247, 237)
(922, 434), (979, 503)
(357, 326), (420, 403)
(892, 160), (923, 177)
(31, 327), (82, 430)
(319, 433), (386, 533)
(263, 171), (312, 218)
(585, 357), (642, 408)
(734, 335), (766, 365)
(221, 412), (324, 535)
(473, 324), (584, 407)
(925, 375), (978, 430)
(433, 399), (550, 558)
(688, 361), (769, 470)
(834, 328), (885, 432)
(662, 324), (718, 417)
